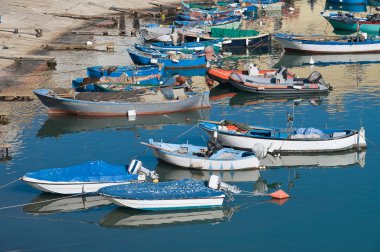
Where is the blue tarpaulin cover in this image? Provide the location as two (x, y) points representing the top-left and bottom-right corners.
(295, 127), (329, 138)
(99, 179), (224, 200)
(24, 160), (138, 183)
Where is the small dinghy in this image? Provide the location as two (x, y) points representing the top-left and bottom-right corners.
(21, 160), (158, 195)
(142, 138), (260, 170)
(98, 174), (240, 211)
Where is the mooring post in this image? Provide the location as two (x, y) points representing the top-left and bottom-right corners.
(119, 13), (126, 36)
(132, 11), (140, 32)
(35, 29), (43, 38)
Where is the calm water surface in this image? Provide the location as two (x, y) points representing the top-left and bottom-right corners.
(0, 1), (380, 251)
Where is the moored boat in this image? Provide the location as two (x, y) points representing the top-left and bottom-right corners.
(185, 27), (271, 47)
(128, 48), (207, 69)
(228, 68), (331, 95)
(207, 68), (277, 84)
(199, 120), (367, 153)
(86, 65), (162, 78)
(21, 160), (158, 195)
(33, 87), (210, 116)
(274, 33), (380, 53)
(142, 139), (260, 170)
(150, 39), (222, 52)
(322, 12), (380, 33)
(98, 175), (240, 210)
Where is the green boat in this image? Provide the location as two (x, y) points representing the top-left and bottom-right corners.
(323, 12), (380, 34)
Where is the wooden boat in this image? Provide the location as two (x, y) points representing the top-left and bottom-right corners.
(98, 176), (240, 210)
(21, 160), (158, 195)
(184, 27), (271, 47)
(229, 68), (331, 95)
(322, 12), (380, 33)
(142, 139), (260, 170)
(86, 65), (162, 78)
(150, 40), (222, 52)
(72, 75), (162, 92)
(128, 48), (207, 69)
(199, 120), (367, 153)
(274, 52), (380, 68)
(33, 88), (210, 116)
(207, 68), (277, 84)
(174, 15), (242, 29)
(274, 33), (380, 53)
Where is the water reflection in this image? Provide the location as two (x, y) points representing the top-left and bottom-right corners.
(100, 207), (233, 228)
(324, 2), (367, 12)
(260, 150), (366, 168)
(37, 109), (210, 138)
(229, 92), (327, 107)
(155, 161), (261, 182)
(275, 52), (380, 68)
(23, 194), (111, 214)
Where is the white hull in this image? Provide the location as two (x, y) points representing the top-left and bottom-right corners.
(204, 128), (366, 153)
(152, 149), (259, 170)
(104, 196), (225, 210)
(277, 38), (380, 53)
(22, 177), (133, 194)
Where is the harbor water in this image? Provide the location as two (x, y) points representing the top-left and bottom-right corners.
(0, 0), (379, 251)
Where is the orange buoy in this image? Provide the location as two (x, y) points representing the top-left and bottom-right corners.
(268, 189), (290, 199)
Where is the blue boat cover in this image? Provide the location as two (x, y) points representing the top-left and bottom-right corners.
(24, 160), (138, 183)
(295, 127), (329, 138)
(99, 179), (224, 200)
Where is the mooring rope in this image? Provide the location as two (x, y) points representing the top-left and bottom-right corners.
(0, 193), (84, 211)
(0, 178), (20, 190)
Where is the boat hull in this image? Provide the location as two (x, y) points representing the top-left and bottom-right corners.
(185, 33), (270, 47)
(199, 123), (367, 153)
(103, 196), (225, 210)
(129, 51), (206, 69)
(149, 143), (260, 170)
(326, 19), (380, 33)
(275, 35), (380, 53)
(229, 74), (329, 95)
(22, 177), (133, 195)
(33, 89), (210, 116)
(326, 0), (366, 4)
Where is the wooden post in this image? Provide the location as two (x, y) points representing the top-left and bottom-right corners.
(119, 13), (126, 35)
(132, 11), (140, 31)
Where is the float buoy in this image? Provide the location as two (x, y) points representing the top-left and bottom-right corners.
(268, 189), (290, 199)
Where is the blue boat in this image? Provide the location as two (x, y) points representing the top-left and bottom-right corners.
(150, 39), (222, 52)
(325, 2), (367, 12)
(174, 15), (241, 29)
(98, 176), (241, 210)
(128, 48), (207, 69)
(21, 159), (158, 195)
(86, 65), (163, 78)
(326, 0), (366, 5)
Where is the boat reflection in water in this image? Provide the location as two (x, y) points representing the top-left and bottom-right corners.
(275, 52), (380, 68)
(260, 150), (366, 168)
(229, 92), (327, 107)
(100, 207), (235, 228)
(23, 194), (111, 214)
(155, 161), (261, 182)
(37, 109), (210, 138)
(324, 2), (367, 13)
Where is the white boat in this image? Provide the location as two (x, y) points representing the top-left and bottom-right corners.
(21, 160), (158, 195)
(274, 33), (380, 53)
(142, 139), (260, 170)
(199, 120), (367, 153)
(98, 175), (240, 211)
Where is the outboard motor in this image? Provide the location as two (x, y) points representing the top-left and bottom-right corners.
(128, 159), (159, 181)
(208, 175), (241, 194)
(307, 71), (329, 87)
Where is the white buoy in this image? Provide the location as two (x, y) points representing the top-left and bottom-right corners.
(86, 41), (93, 46)
(309, 57), (315, 65)
(289, 7), (295, 11)
(128, 110), (136, 121)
